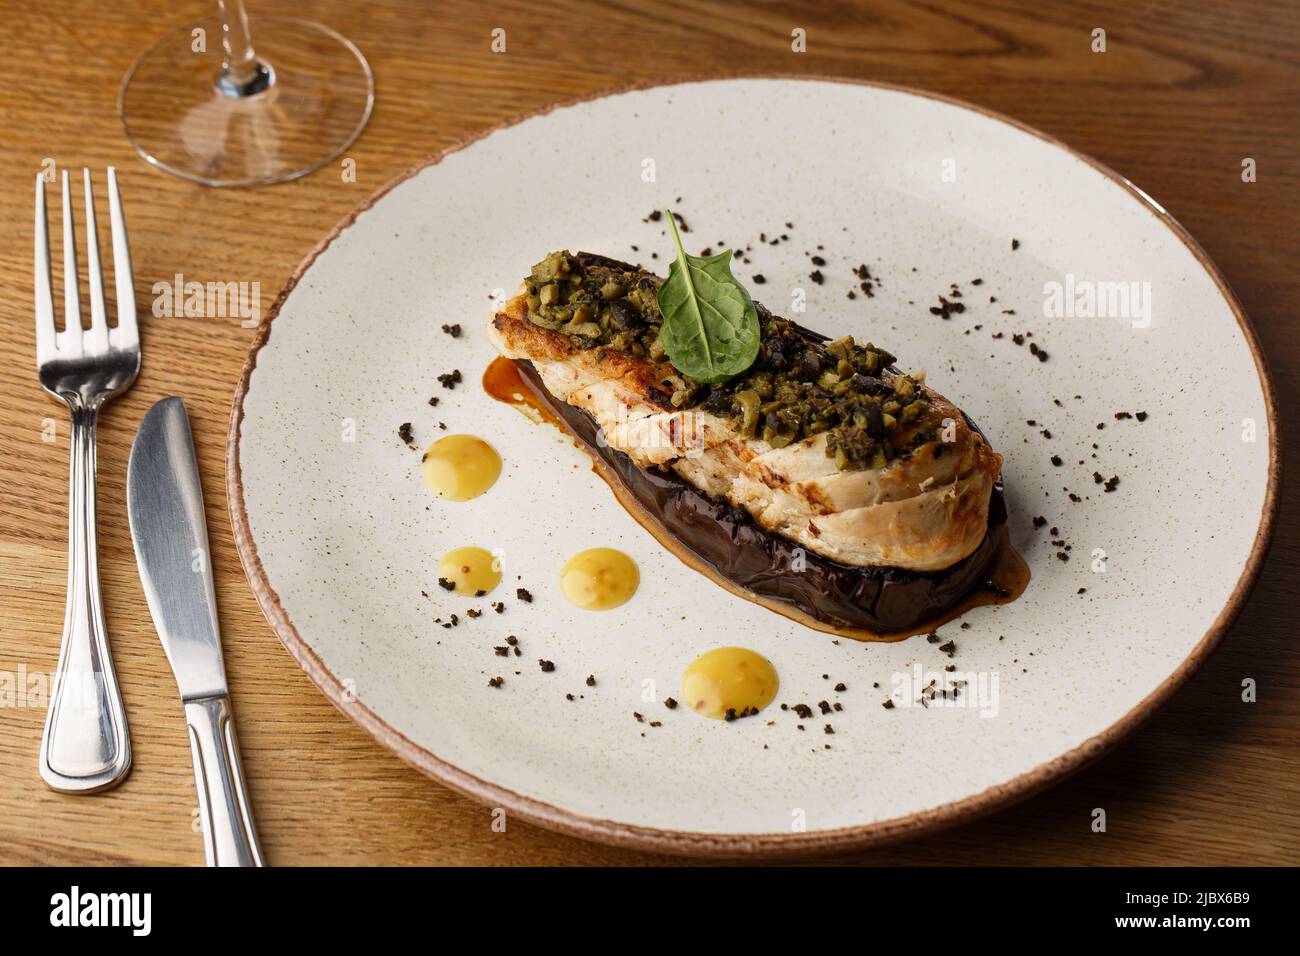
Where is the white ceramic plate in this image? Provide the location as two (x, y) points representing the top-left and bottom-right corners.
(229, 78), (1278, 856)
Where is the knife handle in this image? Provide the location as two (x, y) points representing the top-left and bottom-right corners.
(184, 695), (264, 867)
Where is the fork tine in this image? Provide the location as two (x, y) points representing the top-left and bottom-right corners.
(82, 168), (110, 352)
(34, 175), (57, 361)
(61, 172), (81, 340)
(106, 168), (138, 350)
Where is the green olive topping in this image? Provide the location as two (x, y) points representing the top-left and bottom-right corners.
(520, 251), (930, 472)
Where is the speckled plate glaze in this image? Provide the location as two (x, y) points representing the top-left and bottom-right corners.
(229, 77), (1278, 857)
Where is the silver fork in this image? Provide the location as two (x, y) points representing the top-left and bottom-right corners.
(35, 168), (140, 792)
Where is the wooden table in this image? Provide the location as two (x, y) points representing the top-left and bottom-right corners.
(1, 0), (1295, 866)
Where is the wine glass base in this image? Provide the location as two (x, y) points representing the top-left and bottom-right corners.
(119, 15), (374, 188)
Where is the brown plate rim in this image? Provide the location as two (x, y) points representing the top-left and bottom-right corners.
(225, 73), (1282, 859)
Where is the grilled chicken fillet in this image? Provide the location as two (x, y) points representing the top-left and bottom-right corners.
(487, 252), (1002, 575)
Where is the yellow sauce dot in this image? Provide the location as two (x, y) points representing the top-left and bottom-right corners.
(681, 647), (779, 720)
(560, 548), (639, 610)
(421, 434), (501, 501)
(437, 546), (501, 596)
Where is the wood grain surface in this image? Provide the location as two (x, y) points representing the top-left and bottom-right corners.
(1, 0), (1296, 866)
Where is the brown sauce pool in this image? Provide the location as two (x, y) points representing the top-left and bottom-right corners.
(484, 355), (1027, 642)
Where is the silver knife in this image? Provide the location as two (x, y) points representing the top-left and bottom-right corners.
(127, 397), (263, 867)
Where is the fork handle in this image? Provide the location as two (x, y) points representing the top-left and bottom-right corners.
(184, 695), (263, 866)
(39, 403), (132, 792)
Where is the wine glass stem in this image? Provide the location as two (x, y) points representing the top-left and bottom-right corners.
(216, 0), (272, 96)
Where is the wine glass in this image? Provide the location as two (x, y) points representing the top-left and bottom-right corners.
(118, 1), (374, 187)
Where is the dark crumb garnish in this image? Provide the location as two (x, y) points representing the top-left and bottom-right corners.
(488, 676), (504, 688)
(809, 269), (824, 285)
(437, 369), (462, 389)
(938, 640), (956, 658)
(515, 587), (533, 603)
(586, 674), (596, 687)
(724, 706), (759, 722)
(649, 720), (662, 728)
(972, 277), (984, 285)
(397, 422), (415, 448)
(1078, 587), (1088, 594)
(474, 589), (486, 597)
(538, 659), (555, 673)
(1011, 238), (1021, 250)
(565, 693), (574, 701)
(1103, 476), (1120, 492)
(505, 635), (518, 645)
(1033, 515), (1048, 528)
(664, 697), (678, 709)
(437, 577), (455, 591)
(427, 396), (439, 407)
(1057, 552), (1070, 562)
(929, 294), (965, 319)
(491, 601), (505, 613)
(1051, 455), (1063, 466)
(811, 255), (826, 267)
(882, 699), (895, 709)
(824, 724), (835, 734)
(792, 703), (813, 719)
(1136, 411), (1148, 422)
(818, 700), (832, 715)
(440, 323), (462, 338)
(751, 274), (766, 284)
(1114, 411), (1132, 420)
(834, 682), (846, 692)
(633, 712), (644, 722)
(467, 608), (482, 618)
(493, 646), (509, 657)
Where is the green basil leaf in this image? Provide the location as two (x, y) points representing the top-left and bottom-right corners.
(656, 210), (760, 384)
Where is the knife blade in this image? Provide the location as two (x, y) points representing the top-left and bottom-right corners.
(127, 396), (227, 700)
(127, 396), (263, 866)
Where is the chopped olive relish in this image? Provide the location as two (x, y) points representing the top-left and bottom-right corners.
(522, 251), (930, 471)
(527, 251), (666, 358)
